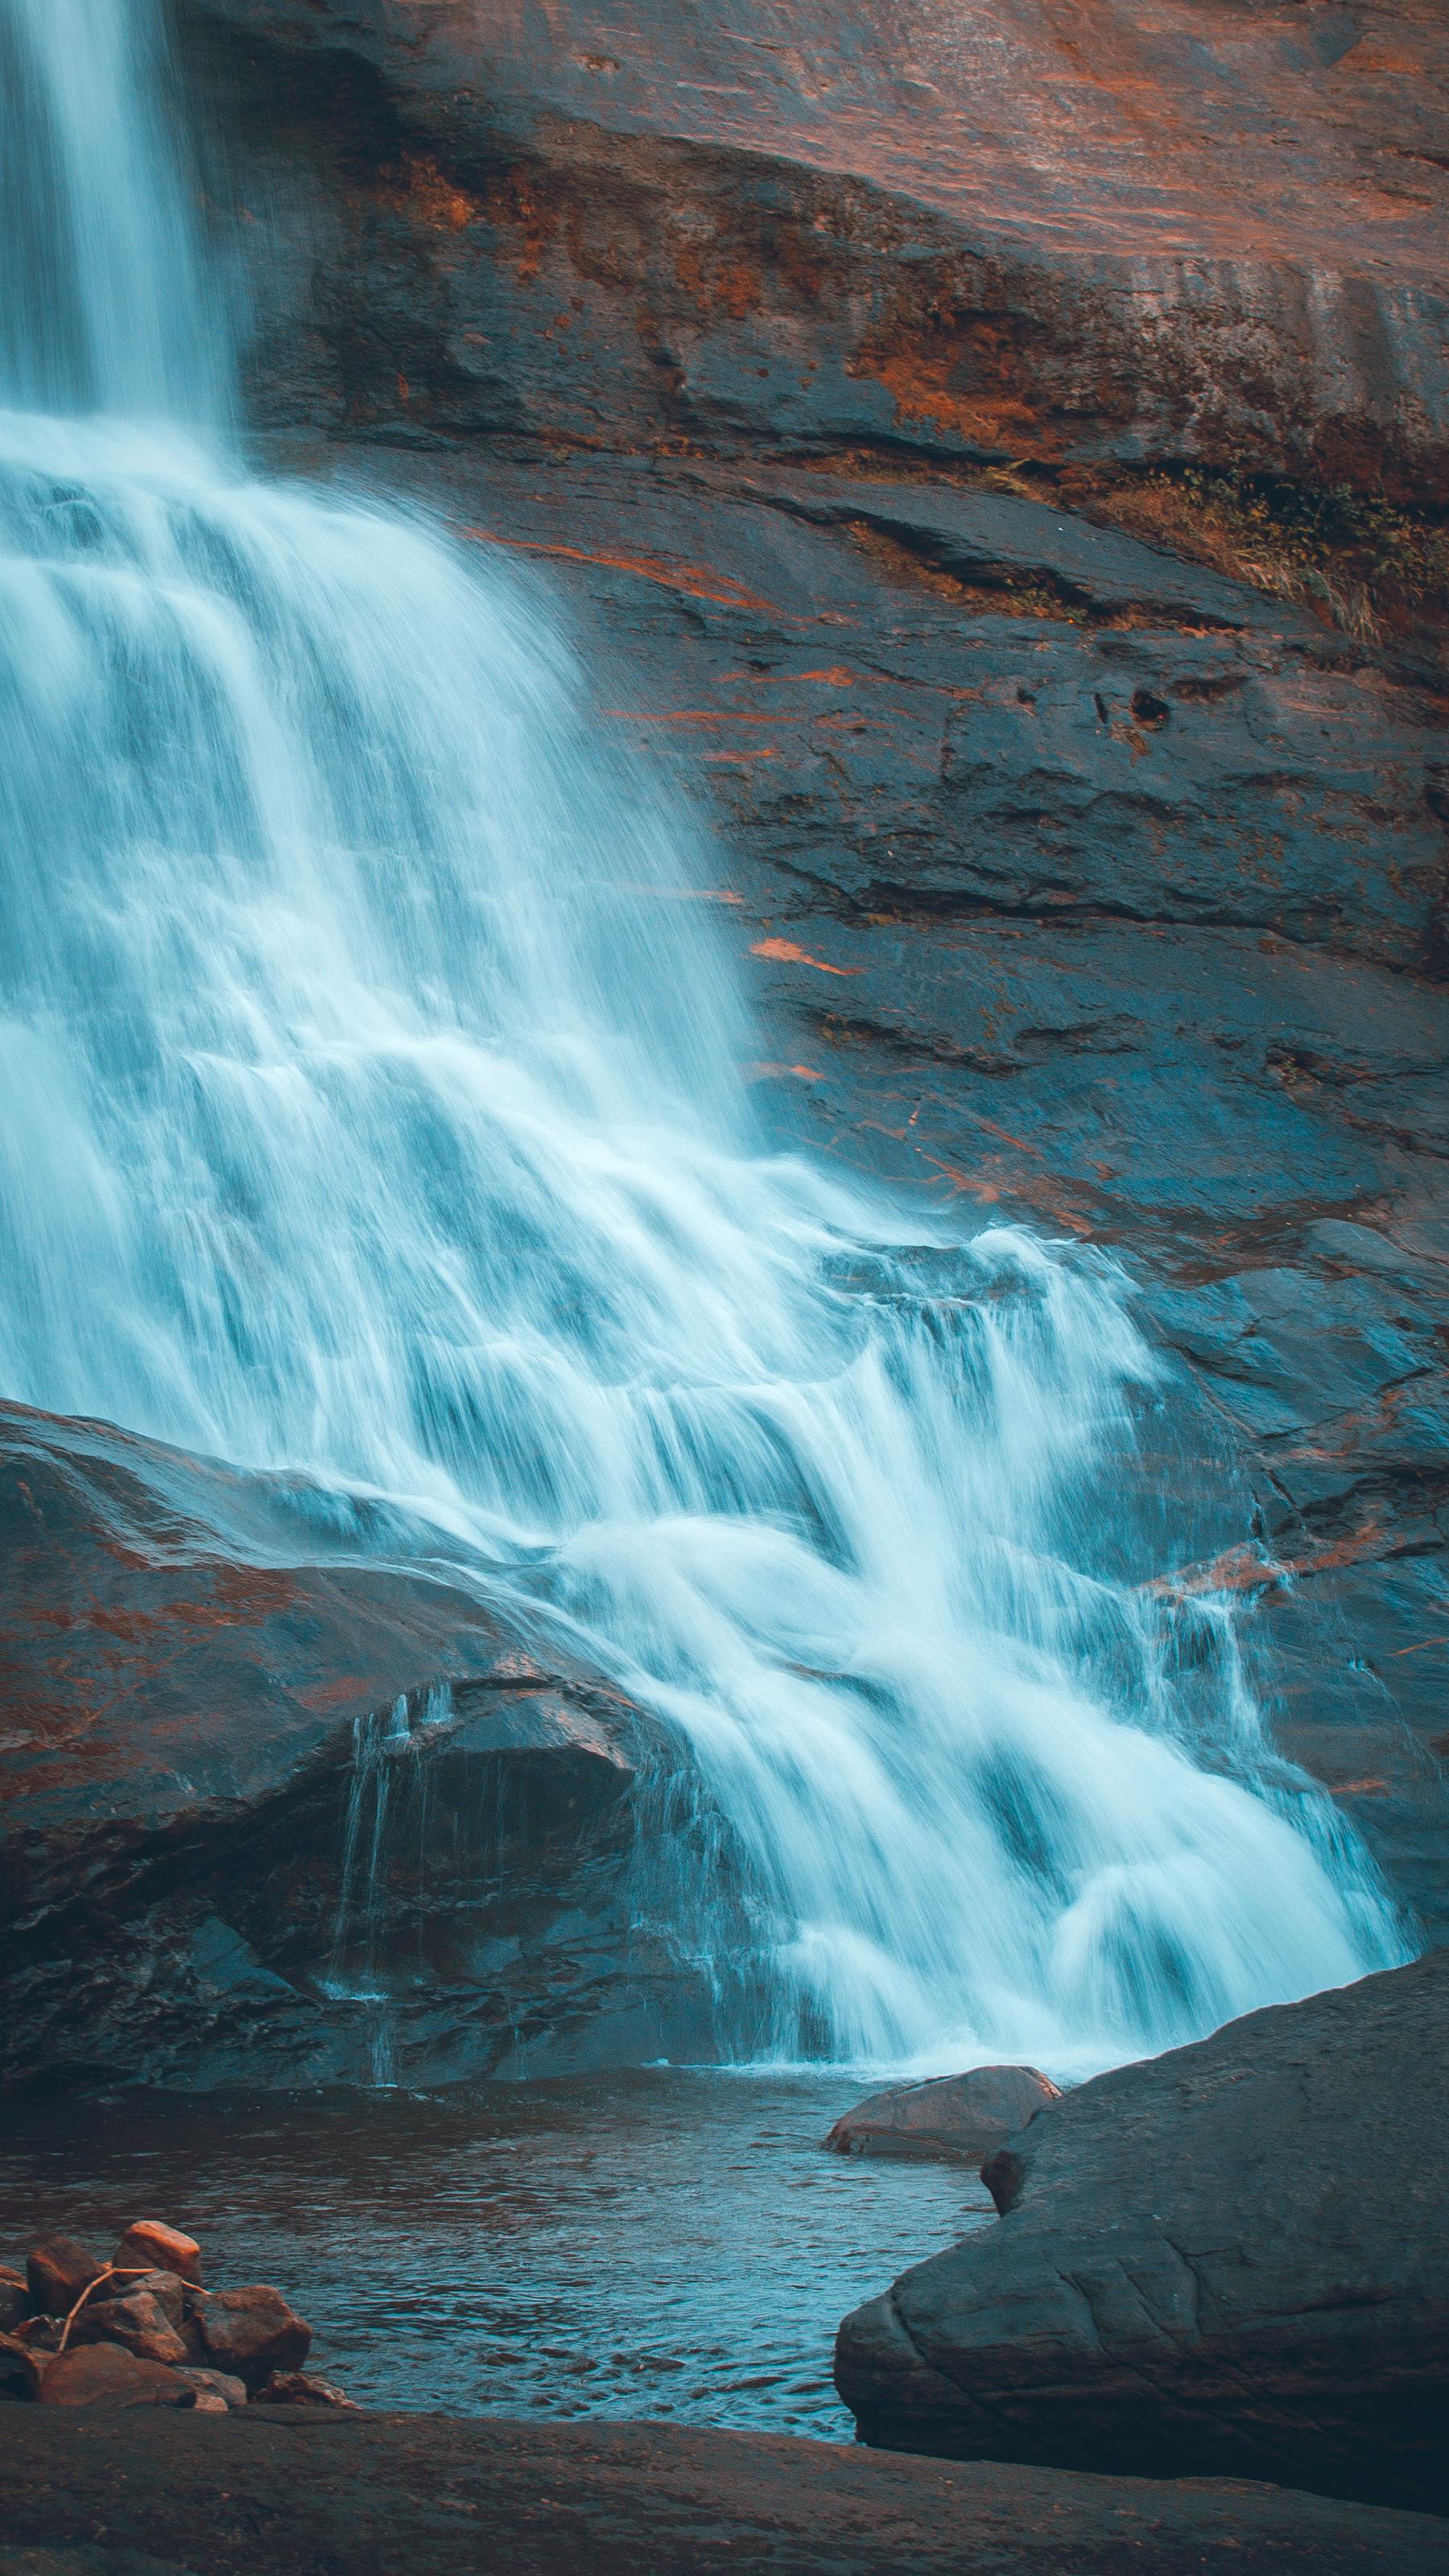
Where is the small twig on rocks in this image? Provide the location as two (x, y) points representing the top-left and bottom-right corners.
(56, 2264), (148, 2354)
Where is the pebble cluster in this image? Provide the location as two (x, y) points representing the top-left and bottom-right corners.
(0, 2218), (355, 2412)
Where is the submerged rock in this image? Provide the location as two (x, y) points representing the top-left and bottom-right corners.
(835, 1951), (1449, 2517)
(824, 2066), (1060, 2165)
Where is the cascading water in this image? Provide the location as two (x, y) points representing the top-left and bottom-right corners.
(0, 0), (1406, 2075)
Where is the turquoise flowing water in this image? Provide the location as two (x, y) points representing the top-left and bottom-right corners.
(0, 0), (1405, 2079)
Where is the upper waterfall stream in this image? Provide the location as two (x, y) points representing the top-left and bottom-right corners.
(0, 0), (1405, 2077)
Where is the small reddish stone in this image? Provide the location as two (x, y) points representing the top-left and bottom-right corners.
(113, 2221), (203, 2287)
(253, 2368), (357, 2409)
(26, 2235), (105, 2316)
(35, 2342), (192, 2408)
(175, 2364), (248, 2409)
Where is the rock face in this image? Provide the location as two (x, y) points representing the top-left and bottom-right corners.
(3, 6), (1447, 2085)
(262, 434), (1449, 1945)
(0, 1402), (715, 2087)
(824, 2066), (1061, 2163)
(835, 1951), (1449, 2517)
(181, 0), (1448, 497)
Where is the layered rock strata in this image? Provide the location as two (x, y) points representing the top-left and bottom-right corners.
(181, 1), (1449, 496)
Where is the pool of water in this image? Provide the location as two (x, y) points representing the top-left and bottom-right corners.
(0, 2070), (994, 2438)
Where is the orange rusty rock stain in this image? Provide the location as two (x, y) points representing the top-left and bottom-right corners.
(851, 327), (1057, 456)
(379, 154), (480, 233)
(948, 1108), (1045, 1158)
(744, 1061), (824, 1082)
(481, 171), (559, 281)
(459, 527), (796, 620)
(1146, 1544), (1277, 1600)
(749, 939), (863, 977)
(917, 1148), (1093, 1234)
(1332, 1777), (1391, 1797)
(672, 238), (763, 320)
(604, 709), (778, 727)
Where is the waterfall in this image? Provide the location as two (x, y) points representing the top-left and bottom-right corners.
(0, 0), (1406, 2075)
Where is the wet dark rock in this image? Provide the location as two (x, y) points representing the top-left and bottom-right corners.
(197, 2287), (312, 2392)
(0, 1402), (712, 2088)
(257, 436), (1449, 1946)
(105, 2274), (188, 2332)
(0, 2556), (204, 2576)
(3, 2406), (1446, 2576)
(181, 2), (1448, 502)
(25, 2242), (105, 2319)
(733, 472), (1326, 635)
(824, 2065), (1060, 2164)
(835, 1951), (1449, 2517)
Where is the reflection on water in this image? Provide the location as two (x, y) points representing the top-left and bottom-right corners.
(0, 2071), (992, 2438)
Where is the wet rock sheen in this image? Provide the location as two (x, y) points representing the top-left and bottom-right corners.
(835, 1951), (1449, 2517)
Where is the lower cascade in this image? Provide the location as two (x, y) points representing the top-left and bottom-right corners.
(0, 0), (1406, 2079)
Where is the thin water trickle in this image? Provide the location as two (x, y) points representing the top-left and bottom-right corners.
(0, 0), (1408, 2079)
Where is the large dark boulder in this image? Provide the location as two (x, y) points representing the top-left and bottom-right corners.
(0, 1402), (704, 2087)
(835, 1951), (1449, 2516)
